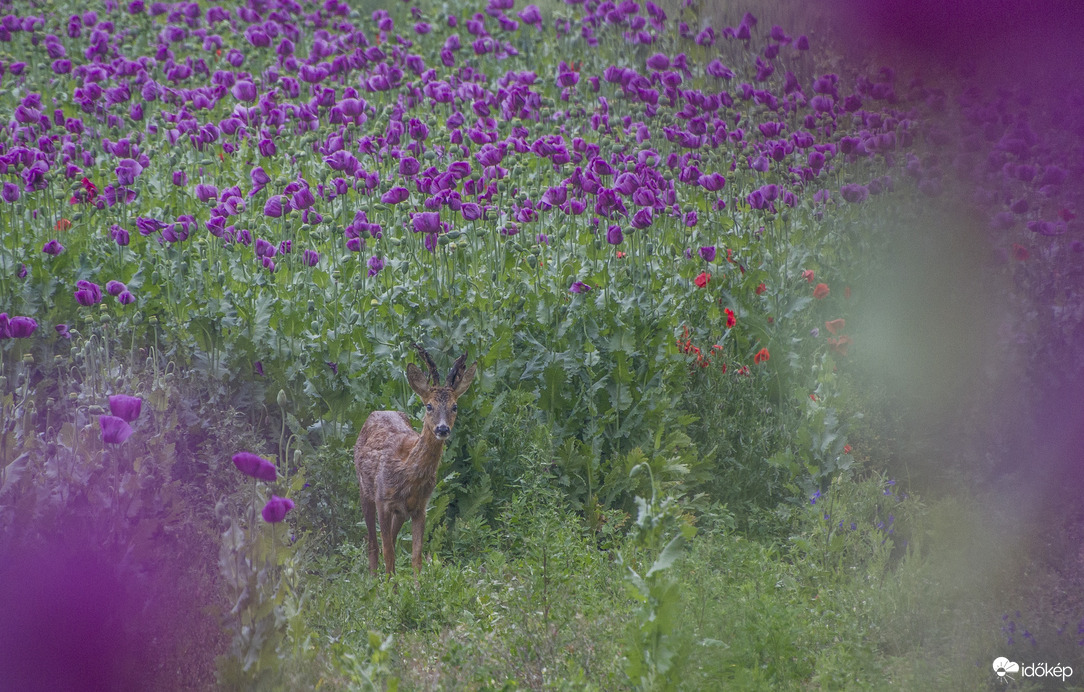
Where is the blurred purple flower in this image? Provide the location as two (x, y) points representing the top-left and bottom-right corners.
(74, 280), (102, 306)
(55, 324), (71, 340)
(172, 171), (188, 186)
(2, 182), (19, 203)
(99, 415), (134, 444)
(115, 159), (142, 186)
(381, 186), (410, 204)
(109, 395), (142, 422)
(699, 246), (717, 262)
(368, 256), (384, 277)
(9, 316), (37, 338)
(42, 239), (65, 256)
(110, 225), (130, 246)
(412, 212), (441, 234)
(231, 80), (257, 102)
(263, 195), (285, 218)
(195, 184), (218, 203)
(117, 291), (135, 305)
(606, 225), (624, 245)
(840, 183), (869, 204)
(569, 281), (591, 294)
(262, 495), (295, 523)
(106, 280), (126, 296)
(302, 249), (320, 267)
(232, 452), (276, 482)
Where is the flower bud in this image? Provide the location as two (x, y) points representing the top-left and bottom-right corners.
(277, 389), (288, 409)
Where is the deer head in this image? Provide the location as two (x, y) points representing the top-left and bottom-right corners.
(406, 344), (477, 441)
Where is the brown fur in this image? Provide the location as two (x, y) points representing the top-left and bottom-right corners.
(354, 352), (477, 575)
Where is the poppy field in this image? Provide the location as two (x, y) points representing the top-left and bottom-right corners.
(2, 0), (1083, 689)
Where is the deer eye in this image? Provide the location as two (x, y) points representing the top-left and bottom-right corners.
(426, 403), (433, 412)
(452, 404), (457, 412)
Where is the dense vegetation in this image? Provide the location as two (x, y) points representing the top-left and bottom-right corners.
(2, 0), (1082, 689)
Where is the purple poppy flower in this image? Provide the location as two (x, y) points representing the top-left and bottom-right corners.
(291, 187), (315, 210)
(115, 158), (142, 186)
(461, 202), (482, 220)
(518, 4), (542, 26)
(684, 210), (698, 227)
(399, 157), (421, 176)
(381, 186), (410, 204)
(117, 291), (135, 305)
(55, 324), (71, 339)
(346, 237), (363, 252)
(412, 212), (441, 234)
(606, 225), (624, 245)
(195, 184), (218, 203)
(840, 183), (869, 204)
(9, 316), (37, 338)
(1, 182), (19, 203)
(231, 80), (257, 102)
(263, 195), (285, 218)
(632, 208), (653, 229)
(172, 170), (188, 186)
(258, 139), (276, 157)
(302, 249), (320, 266)
(99, 415), (134, 444)
(106, 280), (126, 296)
(108, 395), (142, 422)
(262, 495), (295, 523)
(250, 167), (270, 189)
(699, 246), (717, 262)
(569, 281), (591, 294)
(232, 452), (276, 482)
(74, 280), (102, 306)
(368, 255), (384, 277)
(110, 225), (130, 246)
(42, 239), (65, 256)
(646, 53), (670, 70)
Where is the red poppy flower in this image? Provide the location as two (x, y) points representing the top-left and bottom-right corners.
(828, 335), (852, 356)
(755, 283), (766, 295)
(825, 319), (846, 335)
(725, 308), (736, 328)
(55, 218), (72, 232)
(813, 283), (830, 299)
(753, 347), (770, 364)
(843, 444), (852, 454)
(695, 272), (711, 288)
(801, 269), (815, 283)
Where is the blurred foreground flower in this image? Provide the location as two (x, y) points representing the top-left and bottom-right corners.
(262, 495), (295, 523)
(232, 452), (276, 482)
(99, 415), (134, 444)
(109, 395), (142, 422)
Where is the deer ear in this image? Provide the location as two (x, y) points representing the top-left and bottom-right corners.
(406, 363), (431, 398)
(452, 361), (477, 397)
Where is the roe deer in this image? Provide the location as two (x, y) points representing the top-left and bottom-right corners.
(354, 344), (477, 575)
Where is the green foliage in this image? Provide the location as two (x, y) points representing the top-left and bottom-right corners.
(620, 464), (698, 690)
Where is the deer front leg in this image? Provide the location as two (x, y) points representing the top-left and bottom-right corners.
(411, 511), (426, 573)
(381, 510), (406, 576)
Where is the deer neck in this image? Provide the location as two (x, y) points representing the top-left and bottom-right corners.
(407, 424), (445, 478)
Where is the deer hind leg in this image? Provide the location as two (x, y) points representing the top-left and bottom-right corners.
(361, 495), (378, 573)
(380, 509), (407, 576)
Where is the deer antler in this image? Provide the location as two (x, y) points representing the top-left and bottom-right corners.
(446, 353), (469, 389)
(412, 342), (441, 385)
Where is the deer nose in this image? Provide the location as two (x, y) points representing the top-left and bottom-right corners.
(434, 424), (451, 438)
